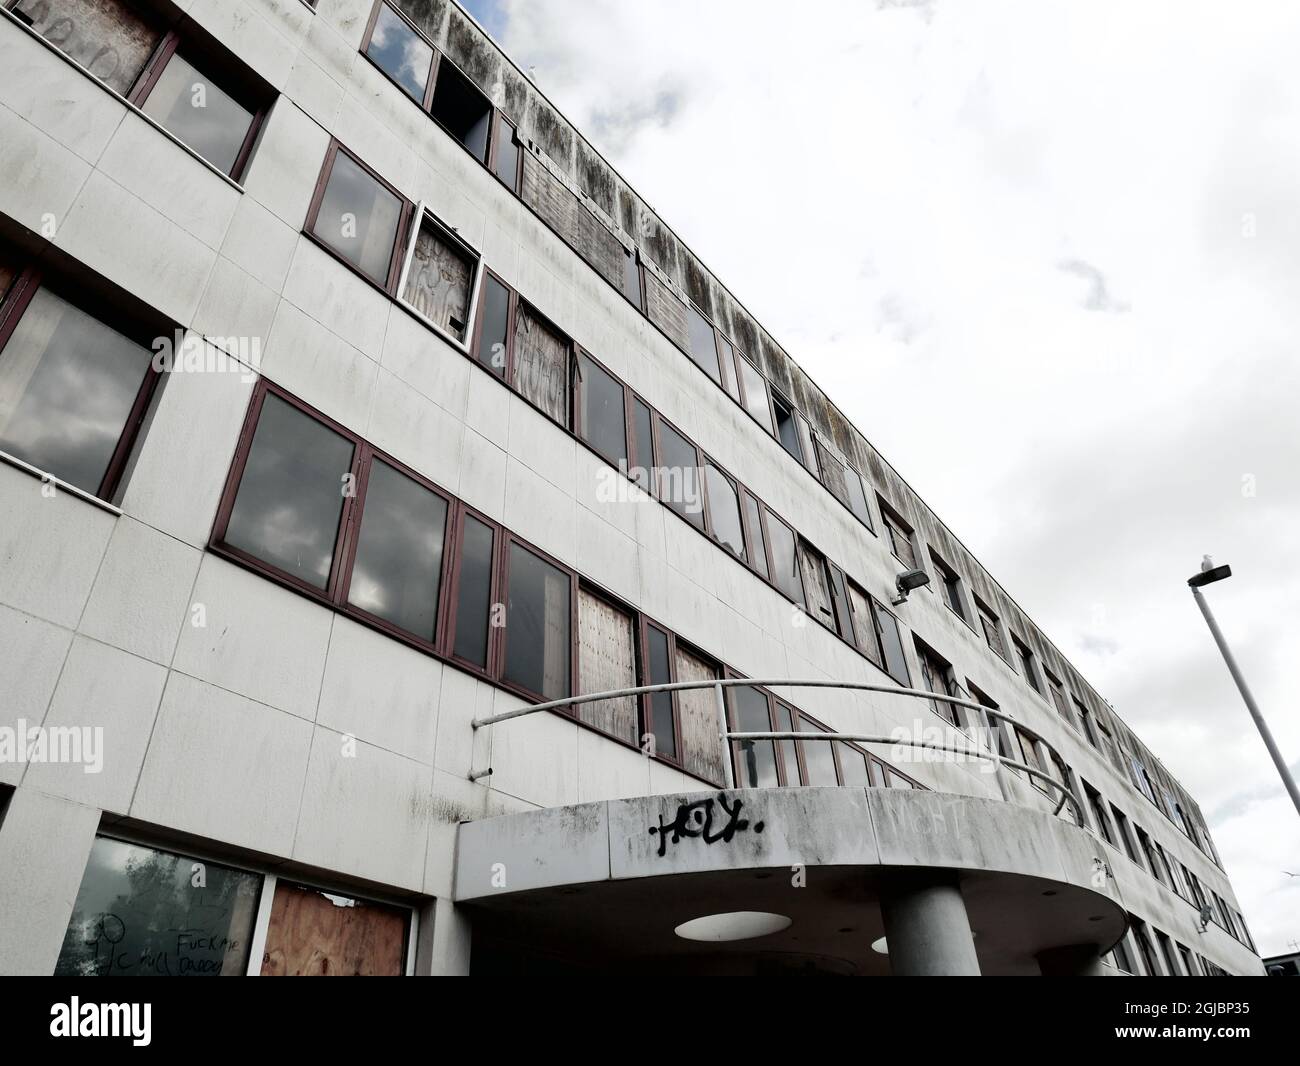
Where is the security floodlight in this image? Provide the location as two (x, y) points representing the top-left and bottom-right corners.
(891, 568), (930, 606)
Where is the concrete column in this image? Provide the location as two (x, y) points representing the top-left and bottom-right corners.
(1037, 942), (1105, 976)
(0, 787), (100, 975)
(881, 872), (981, 976)
(426, 896), (472, 975)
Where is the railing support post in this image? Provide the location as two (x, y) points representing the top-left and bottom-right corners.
(715, 681), (734, 789)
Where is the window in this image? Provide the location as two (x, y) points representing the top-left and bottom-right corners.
(219, 391), (356, 591)
(735, 353), (773, 432)
(716, 333), (739, 402)
(620, 247), (644, 311)
(1130, 918), (1161, 976)
(799, 716), (839, 786)
(704, 462), (746, 561)
(576, 352), (627, 468)
(643, 624), (676, 760)
(1177, 944), (1197, 977)
(1130, 755), (1160, 806)
(1110, 937), (1136, 975)
(766, 512), (803, 604)
(397, 206), (479, 344)
(975, 597), (1009, 661)
(1017, 728), (1049, 792)
(490, 113), (522, 191)
(916, 640), (960, 726)
(843, 466), (874, 531)
(261, 881), (409, 976)
(1012, 634), (1042, 693)
(0, 279), (161, 499)
(772, 394), (803, 464)
(774, 703), (801, 785)
(1084, 782), (1114, 845)
(1135, 825), (1164, 884)
(56, 836), (262, 976)
(797, 539), (835, 629)
(837, 744), (872, 786)
(429, 56), (492, 163)
(1109, 804), (1139, 863)
(827, 564), (855, 643)
(344, 459), (449, 643)
(873, 601), (911, 685)
(931, 552), (967, 622)
(512, 302), (570, 426)
(730, 685), (778, 789)
(674, 643), (724, 784)
(846, 580), (883, 669)
(576, 589), (638, 744)
(11, 0), (161, 96)
(473, 271), (511, 377)
(656, 418), (703, 529)
(365, 2), (435, 103)
(1045, 670), (1072, 722)
(795, 413), (819, 476)
(1074, 697), (1099, 747)
(686, 305), (721, 384)
(503, 541), (572, 701)
(740, 491), (769, 580)
(1155, 929), (1182, 976)
(451, 511), (495, 668)
(879, 500), (917, 569)
(630, 397), (655, 493)
(815, 439), (872, 530)
(308, 144), (408, 289)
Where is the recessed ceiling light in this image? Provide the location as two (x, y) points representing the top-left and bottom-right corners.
(674, 911), (792, 942)
(871, 936), (889, 955)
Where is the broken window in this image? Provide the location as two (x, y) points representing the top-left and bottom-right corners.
(430, 57), (492, 163)
(686, 304), (721, 384)
(451, 513), (495, 668)
(772, 394), (803, 463)
(766, 511), (803, 604)
(140, 51), (257, 177)
(221, 393), (356, 590)
(916, 640), (959, 726)
(11, 0), (162, 97)
(674, 644), (723, 784)
(400, 211), (476, 342)
(704, 462), (746, 561)
(797, 539), (834, 628)
(730, 685), (777, 789)
(310, 147), (405, 287)
(346, 459), (448, 643)
(0, 285), (159, 498)
(512, 303), (569, 426)
(736, 353), (773, 432)
(576, 351), (626, 468)
(504, 541), (571, 700)
(620, 247), (642, 310)
(576, 589), (637, 744)
(365, 1), (434, 103)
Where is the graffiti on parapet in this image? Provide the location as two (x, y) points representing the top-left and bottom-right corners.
(648, 794), (765, 857)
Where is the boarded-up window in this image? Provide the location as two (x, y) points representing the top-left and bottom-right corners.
(577, 590), (637, 744)
(815, 439), (850, 508)
(881, 505), (917, 569)
(976, 599), (1008, 660)
(513, 304), (569, 425)
(260, 883), (407, 976)
(797, 541), (834, 628)
(674, 645), (723, 784)
(401, 217), (475, 341)
(14, 0), (162, 97)
(847, 581), (883, 668)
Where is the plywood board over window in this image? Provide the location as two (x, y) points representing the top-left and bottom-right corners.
(261, 883), (407, 977)
(400, 211), (476, 343)
(513, 303), (569, 425)
(798, 541), (835, 628)
(674, 645), (724, 784)
(577, 590), (638, 744)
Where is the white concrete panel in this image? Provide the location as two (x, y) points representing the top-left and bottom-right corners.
(432, 667), (495, 780)
(422, 768), (538, 898)
(0, 465), (115, 629)
(364, 368), (464, 491)
(508, 398), (576, 497)
(280, 239), (391, 359)
(24, 636), (167, 813)
(463, 367), (509, 449)
(292, 726), (430, 892)
(77, 517), (201, 665)
(131, 671), (312, 855)
(576, 727), (654, 804)
(119, 354), (255, 548)
(488, 704), (580, 811)
(0, 104), (93, 237)
(0, 605), (73, 787)
(283, 48), (346, 130)
(172, 556), (333, 721)
(192, 257), (280, 360)
(185, 0), (305, 90)
(380, 305), (471, 420)
(502, 457), (576, 564)
(316, 616), (442, 765)
(241, 99), (331, 230)
(220, 196), (301, 293)
(454, 428), (507, 522)
(96, 112), (241, 248)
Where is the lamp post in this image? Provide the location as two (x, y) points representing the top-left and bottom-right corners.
(1188, 559), (1300, 818)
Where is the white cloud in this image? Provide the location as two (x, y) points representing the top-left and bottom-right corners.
(486, 0), (1300, 956)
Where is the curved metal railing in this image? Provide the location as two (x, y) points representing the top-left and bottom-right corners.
(470, 677), (1086, 827)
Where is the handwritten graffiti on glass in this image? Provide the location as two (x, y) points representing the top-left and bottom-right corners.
(648, 793), (765, 857)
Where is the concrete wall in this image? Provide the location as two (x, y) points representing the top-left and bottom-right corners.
(0, 0), (1260, 976)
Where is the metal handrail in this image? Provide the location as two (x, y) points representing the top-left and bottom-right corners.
(470, 677), (1085, 826)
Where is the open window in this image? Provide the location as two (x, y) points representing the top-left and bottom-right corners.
(878, 497), (918, 569)
(429, 55), (492, 163)
(915, 639), (960, 727)
(489, 112), (522, 191)
(703, 460), (746, 561)
(395, 202), (481, 349)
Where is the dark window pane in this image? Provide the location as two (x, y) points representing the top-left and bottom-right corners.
(943, 571), (964, 617)
(631, 398), (654, 492)
(646, 626), (676, 759)
(401, 217), (475, 340)
(838, 744), (871, 786)
(513, 304), (568, 425)
(875, 603), (910, 685)
(505, 543), (570, 700)
(430, 60), (491, 162)
(224, 394), (354, 589)
(492, 120), (521, 187)
(800, 717), (838, 786)
(828, 564), (854, 640)
(773, 398), (802, 462)
(845, 467), (873, 529)
(737, 354), (772, 431)
(656, 420), (703, 528)
(0, 288), (153, 494)
(312, 151), (403, 285)
(365, 3), (433, 102)
(55, 837), (259, 977)
(621, 248), (642, 308)
(452, 514), (494, 666)
(717, 335), (739, 401)
(884, 511), (917, 568)
(0, 263), (15, 302)
(577, 352), (626, 467)
(14, 0), (161, 96)
(686, 305), (721, 384)
(767, 512), (802, 603)
(347, 460), (447, 641)
(141, 53), (254, 175)
(704, 463), (745, 560)
(775, 704), (800, 785)
(576, 590), (637, 743)
(742, 493), (768, 579)
(731, 686), (777, 789)
(476, 274), (509, 377)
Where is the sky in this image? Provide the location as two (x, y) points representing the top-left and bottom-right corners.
(460, 0), (1300, 957)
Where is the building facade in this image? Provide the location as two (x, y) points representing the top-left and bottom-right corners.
(0, 0), (1264, 975)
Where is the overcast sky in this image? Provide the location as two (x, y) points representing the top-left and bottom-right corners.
(462, 0), (1300, 956)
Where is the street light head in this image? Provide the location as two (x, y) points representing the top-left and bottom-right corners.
(1188, 564), (1232, 588)
(891, 568), (930, 605)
